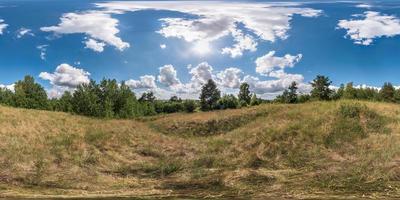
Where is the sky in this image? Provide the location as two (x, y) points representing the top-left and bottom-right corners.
(0, 0), (400, 99)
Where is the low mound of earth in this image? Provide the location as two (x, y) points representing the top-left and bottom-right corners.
(1, 100), (400, 199)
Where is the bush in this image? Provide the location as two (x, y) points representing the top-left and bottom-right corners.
(183, 100), (196, 113)
(218, 94), (238, 109)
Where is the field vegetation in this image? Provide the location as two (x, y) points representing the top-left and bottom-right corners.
(0, 100), (400, 199)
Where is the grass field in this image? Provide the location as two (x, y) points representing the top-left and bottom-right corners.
(1, 100), (400, 199)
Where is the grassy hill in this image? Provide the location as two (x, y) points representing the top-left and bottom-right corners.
(1, 100), (400, 199)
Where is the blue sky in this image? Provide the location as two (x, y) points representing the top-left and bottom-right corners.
(0, 0), (400, 99)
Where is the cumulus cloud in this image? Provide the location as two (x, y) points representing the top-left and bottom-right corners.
(255, 51), (302, 76)
(0, 19), (8, 35)
(39, 63), (91, 88)
(158, 17), (233, 43)
(84, 38), (106, 52)
(222, 29), (257, 58)
(189, 62), (214, 85)
(158, 65), (181, 86)
(95, 1), (321, 55)
(338, 11), (400, 45)
(160, 44), (166, 49)
(41, 11), (129, 51)
(126, 75), (157, 89)
(0, 83), (15, 91)
(216, 67), (242, 88)
(17, 28), (34, 38)
(39, 64), (91, 98)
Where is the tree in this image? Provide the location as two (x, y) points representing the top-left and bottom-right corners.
(287, 81), (298, 103)
(169, 96), (181, 102)
(238, 82), (251, 105)
(380, 82), (395, 102)
(276, 82), (298, 104)
(14, 75), (48, 109)
(183, 100), (196, 113)
(0, 88), (15, 106)
(57, 91), (73, 112)
(343, 82), (357, 99)
(199, 79), (221, 111)
(115, 81), (140, 118)
(250, 93), (260, 106)
(218, 94), (238, 109)
(310, 75), (332, 101)
(71, 80), (102, 117)
(139, 91), (156, 103)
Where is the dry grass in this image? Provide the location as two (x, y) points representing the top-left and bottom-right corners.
(1, 100), (400, 199)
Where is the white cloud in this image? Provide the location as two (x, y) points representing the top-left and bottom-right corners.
(126, 75), (157, 89)
(189, 62), (213, 85)
(216, 67), (242, 88)
(0, 19), (8, 35)
(37, 45), (48, 60)
(84, 38), (106, 52)
(158, 17), (233, 43)
(243, 73), (305, 94)
(255, 51), (302, 76)
(158, 64), (181, 86)
(95, 1), (321, 55)
(39, 63), (90, 88)
(17, 28), (34, 38)
(0, 83), (15, 91)
(160, 44), (166, 49)
(222, 29), (257, 58)
(338, 11), (400, 45)
(356, 4), (372, 9)
(41, 11), (129, 51)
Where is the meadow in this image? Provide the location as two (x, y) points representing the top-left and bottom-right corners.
(0, 100), (399, 199)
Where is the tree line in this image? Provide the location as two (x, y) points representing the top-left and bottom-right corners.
(276, 75), (400, 103)
(0, 75), (399, 118)
(0, 76), (262, 118)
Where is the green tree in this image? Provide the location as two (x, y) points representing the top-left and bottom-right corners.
(250, 93), (260, 106)
(14, 76), (48, 109)
(380, 82), (395, 102)
(287, 81), (298, 103)
(218, 94), (238, 109)
(115, 82), (140, 118)
(57, 91), (73, 112)
(343, 82), (357, 99)
(199, 79), (221, 111)
(139, 91), (156, 103)
(0, 87), (15, 106)
(310, 75), (332, 101)
(238, 82), (251, 105)
(183, 100), (196, 113)
(72, 80), (102, 117)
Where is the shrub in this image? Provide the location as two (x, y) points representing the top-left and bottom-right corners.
(183, 100), (196, 113)
(218, 94), (238, 109)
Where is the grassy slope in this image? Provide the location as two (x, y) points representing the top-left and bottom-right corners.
(1, 100), (400, 199)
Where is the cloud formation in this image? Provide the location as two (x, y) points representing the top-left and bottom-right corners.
(126, 75), (157, 89)
(39, 63), (91, 88)
(158, 65), (181, 87)
(0, 83), (15, 91)
(222, 29), (257, 58)
(84, 38), (106, 52)
(37, 45), (48, 60)
(95, 1), (321, 56)
(0, 19), (8, 35)
(255, 51), (302, 76)
(17, 28), (34, 38)
(216, 67), (243, 89)
(41, 11), (130, 51)
(338, 11), (400, 45)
